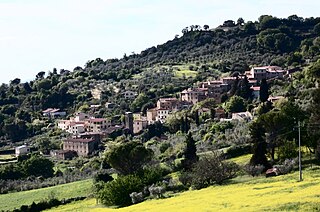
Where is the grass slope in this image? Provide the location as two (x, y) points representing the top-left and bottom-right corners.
(0, 179), (93, 211)
(47, 166), (320, 212)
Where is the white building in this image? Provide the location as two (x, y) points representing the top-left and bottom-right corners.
(67, 123), (86, 135)
(42, 108), (66, 118)
(247, 66), (286, 81)
(146, 108), (157, 124)
(156, 109), (170, 123)
(57, 120), (70, 131)
(232, 112), (253, 121)
(73, 112), (90, 122)
(15, 145), (30, 157)
(86, 118), (111, 133)
(133, 119), (149, 134)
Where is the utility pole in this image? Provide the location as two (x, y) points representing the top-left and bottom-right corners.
(298, 120), (303, 181)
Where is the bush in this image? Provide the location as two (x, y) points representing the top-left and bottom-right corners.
(185, 152), (239, 189)
(148, 184), (166, 198)
(138, 166), (166, 185)
(179, 171), (193, 188)
(129, 192), (144, 204)
(96, 166), (166, 207)
(93, 170), (113, 183)
(159, 142), (171, 153)
(96, 174), (144, 207)
(277, 141), (298, 161)
(244, 164), (265, 177)
(275, 158), (298, 175)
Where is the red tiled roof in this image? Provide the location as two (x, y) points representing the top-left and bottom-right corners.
(65, 138), (94, 143)
(89, 118), (106, 122)
(158, 98), (178, 102)
(43, 108), (61, 113)
(251, 86), (260, 91)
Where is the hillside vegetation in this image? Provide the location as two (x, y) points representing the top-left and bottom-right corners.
(46, 166), (320, 212)
(0, 14), (320, 144)
(1, 14), (320, 211)
(0, 179), (92, 211)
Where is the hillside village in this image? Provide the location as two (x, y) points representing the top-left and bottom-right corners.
(1, 14), (320, 211)
(32, 65), (286, 160)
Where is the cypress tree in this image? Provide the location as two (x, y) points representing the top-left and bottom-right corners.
(259, 78), (269, 102)
(182, 132), (198, 170)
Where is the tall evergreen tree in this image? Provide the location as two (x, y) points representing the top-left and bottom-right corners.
(229, 77), (239, 96)
(182, 132), (198, 170)
(236, 76), (252, 99)
(259, 78), (269, 102)
(194, 109), (200, 126)
(249, 120), (270, 169)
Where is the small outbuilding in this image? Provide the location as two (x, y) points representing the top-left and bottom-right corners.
(15, 145), (30, 157)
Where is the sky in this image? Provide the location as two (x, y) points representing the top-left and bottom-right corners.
(0, 0), (319, 84)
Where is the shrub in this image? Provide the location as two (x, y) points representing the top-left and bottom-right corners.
(277, 141), (298, 161)
(244, 164), (265, 177)
(159, 142), (171, 153)
(93, 170), (113, 183)
(275, 158), (298, 175)
(96, 166), (166, 207)
(179, 171), (193, 188)
(96, 174), (144, 207)
(148, 184), (166, 198)
(129, 192), (144, 204)
(138, 166), (166, 185)
(165, 178), (186, 193)
(189, 152), (239, 189)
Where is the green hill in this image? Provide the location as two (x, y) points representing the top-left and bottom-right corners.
(47, 166), (320, 211)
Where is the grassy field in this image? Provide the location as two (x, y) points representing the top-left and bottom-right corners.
(0, 154), (15, 160)
(228, 154), (252, 165)
(173, 69), (198, 78)
(0, 179), (93, 211)
(47, 165), (320, 212)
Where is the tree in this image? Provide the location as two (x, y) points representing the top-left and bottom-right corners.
(181, 112), (190, 133)
(0, 163), (24, 180)
(258, 15), (281, 30)
(203, 25), (209, 31)
(186, 153), (239, 189)
(313, 22), (320, 35)
(249, 120), (270, 169)
(36, 137), (58, 155)
(130, 93), (149, 112)
(23, 154), (54, 178)
(257, 29), (293, 53)
(182, 27), (189, 34)
(224, 96), (246, 113)
(194, 109), (200, 126)
(256, 101), (304, 161)
(36, 71), (45, 80)
(105, 141), (153, 175)
(308, 59), (320, 79)
(182, 132), (198, 170)
(237, 17), (244, 26)
(22, 82), (33, 94)
(236, 76), (252, 99)
(244, 21), (257, 35)
(259, 79), (269, 102)
(10, 78), (21, 85)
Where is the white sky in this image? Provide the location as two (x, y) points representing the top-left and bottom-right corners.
(0, 0), (319, 83)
